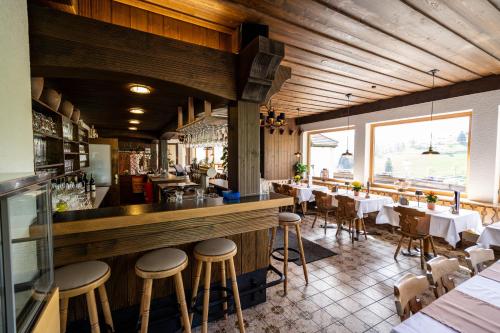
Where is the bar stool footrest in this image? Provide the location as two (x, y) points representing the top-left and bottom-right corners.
(271, 247), (300, 262)
(191, 286), (235, 318)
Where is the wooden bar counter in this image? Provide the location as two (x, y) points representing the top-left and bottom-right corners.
(52, 193), (292, 327)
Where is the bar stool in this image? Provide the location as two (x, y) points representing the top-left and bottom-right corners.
(190, 238), (245, 333)
(135, 248), (191, 333)
(55, 261), (114, 333)
(269, 212), (309, 295)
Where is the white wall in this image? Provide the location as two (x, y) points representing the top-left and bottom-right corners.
(301, 90), (500, 203)
(0, 0), (34, 174)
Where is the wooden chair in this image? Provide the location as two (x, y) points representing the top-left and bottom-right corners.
(465, 245), (495, 276)
(393, 206), (436, 269)
(55, 261), (114, 333)
(426, 256), (460, 298)
(135, 248), (191, 333)
(394, 273), (430, 321)
(335, 195), (365, 243)
(312, 190), (336, 234)
(282, 184), (304, 214)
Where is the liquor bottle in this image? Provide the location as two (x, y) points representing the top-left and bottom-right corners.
(83, 173), (88, 192)
(90, 174), (96, 192)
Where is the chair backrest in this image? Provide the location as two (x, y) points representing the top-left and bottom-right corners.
(271, 182), (282, 193)
(394, 273), (430, 321)
(313, 190), (333, 210)
(282, 184), (297, 197)
(335, 195), (357, 220)
(426, 256), (459, 298)
(394, 206), (426, 235)
(465, 245), (495, 276)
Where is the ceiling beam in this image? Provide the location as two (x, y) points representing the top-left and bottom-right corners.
(28, 4), (237, 101)
(299, 74), (500, 125)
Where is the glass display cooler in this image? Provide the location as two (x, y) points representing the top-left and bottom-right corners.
(0, 174), (54, 333)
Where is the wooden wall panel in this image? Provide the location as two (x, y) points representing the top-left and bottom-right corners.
(73, 0), (233, 52)
(262, 119), (300, 180)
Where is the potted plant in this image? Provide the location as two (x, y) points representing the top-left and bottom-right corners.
(426, 191), (438, 210)
(351, 181), (363, 196)
(293, 175), (302, 184)
(294, 162), (308, 178)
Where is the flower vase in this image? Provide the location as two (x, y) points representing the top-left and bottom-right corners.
(427, 202), (436, 210)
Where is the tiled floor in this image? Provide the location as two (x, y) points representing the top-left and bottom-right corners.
(197, 214), (471, 333)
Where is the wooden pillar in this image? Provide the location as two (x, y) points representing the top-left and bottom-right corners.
(228, 101), (260, 196)
(159, 140), (168, 170)
(177, 106), (183, 129)
(188, 97), (194, 123)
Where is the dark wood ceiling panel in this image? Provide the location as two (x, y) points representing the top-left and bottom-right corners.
(404, 0), (500, 60)
(320, 0), (500, 75)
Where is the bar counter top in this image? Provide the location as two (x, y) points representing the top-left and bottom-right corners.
(52, 192), (292, 236)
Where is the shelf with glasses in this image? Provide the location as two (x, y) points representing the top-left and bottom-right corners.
(35, 163), (64, 169)
(33, 131), (63, 140)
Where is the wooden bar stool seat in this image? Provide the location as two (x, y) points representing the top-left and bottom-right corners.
(190, 238), (245, 333)
(135, 248), (191, 333)
(268, 212), (309, 295)
(55, 260), (114, 333)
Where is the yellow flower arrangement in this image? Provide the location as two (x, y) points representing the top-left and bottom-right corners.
(425, 191), (438, 203)
(293, 175), (302, 183)
(351, 181), (363, 192)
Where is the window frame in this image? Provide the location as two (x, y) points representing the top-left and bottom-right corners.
(369, 111), (472, 196)
(306, 125), (355, 182)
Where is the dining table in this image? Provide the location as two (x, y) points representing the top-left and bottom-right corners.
(392, 260), (500, 333)
(331, 191), (394, 219)
(376, 201), (483, 248)
(477, 222), (500, 248)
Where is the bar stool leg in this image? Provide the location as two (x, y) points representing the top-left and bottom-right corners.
(190, 260), (203, 323)
(202, 262), (212, 333)
(86, 290), (100, 333)
(174, 272), (192, 333)
(220, 261), (228, 320)
(283, 225), (289, 295)
(295, 223), (309, 285)
(60, 298), (69, 333)
(228, 258), (245, 333)
(139, 279), (153, 333)
(98, 285), (114, 332)
(419, 239), (425, 269)
(268, 227), (277, 258)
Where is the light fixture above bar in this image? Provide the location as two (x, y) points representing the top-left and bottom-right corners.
(129, 119), (140, 124)
(129, 107), (145, 114)
(128, 84), (151, 94)
(128, 127), (138, 131)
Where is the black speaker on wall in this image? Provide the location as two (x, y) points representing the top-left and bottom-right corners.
(239, 23), (269, 50)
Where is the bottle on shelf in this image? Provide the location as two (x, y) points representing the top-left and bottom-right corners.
(90, 174), (96, 192)
(82, 173), (88, 192)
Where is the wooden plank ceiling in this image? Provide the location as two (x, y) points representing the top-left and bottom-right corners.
(51, 0), (500, 119)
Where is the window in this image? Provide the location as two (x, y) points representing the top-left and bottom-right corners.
(371, 113), (470, 192)
(308, 129), (355, 180)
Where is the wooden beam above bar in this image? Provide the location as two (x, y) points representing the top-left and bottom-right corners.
(28, 4), (237, 100)
(299, 75), (500, 125)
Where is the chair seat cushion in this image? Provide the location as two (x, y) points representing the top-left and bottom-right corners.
(195, 238), (236, 256)
(136, 248), (187, 273)
(55, 261), (109, 291)
(279, 212), (301, 223)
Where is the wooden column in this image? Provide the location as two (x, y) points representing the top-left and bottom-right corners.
(228, 101), (261, 196)
(159, 140), (168, 170)
(177, 106), (183, 129)
(188, 97), (194, 123)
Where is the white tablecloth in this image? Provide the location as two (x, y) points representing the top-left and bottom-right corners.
(477, 222), (500, 248)
(289, 184), (329, 203)
(376, 202), (482, 248)
(392, 261), (500, 333)
(332, 192), (394, 219)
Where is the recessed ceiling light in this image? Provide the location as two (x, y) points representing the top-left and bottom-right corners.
(129, 119), (140, 124)
(321, 60), (328, 64)
(129, 107), (145, 114)
(128, 127), (138, 131)
(129, 84), (151, 94)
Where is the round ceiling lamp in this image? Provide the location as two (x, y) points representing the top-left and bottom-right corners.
(128, 127), (138, 131)
(129, 107), (145, 114)
(294, 108), (302, 158)
(422, 69), (440, 155)
(129, 84), (151, 94)
(129, 119), (140, 124)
